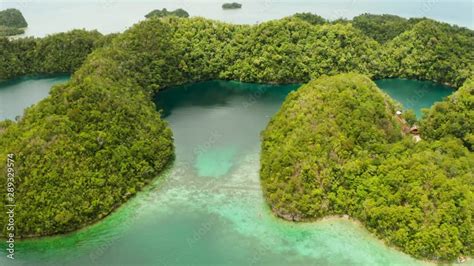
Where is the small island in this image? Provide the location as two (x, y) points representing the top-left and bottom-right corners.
(0, 8), (27, 37)
(222, 2), (242, 9)
(145, 8), (189, 19)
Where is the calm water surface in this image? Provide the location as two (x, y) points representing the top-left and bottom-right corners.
(0, 75), (69, 120)
(0, 0), (472, 37)
(0, 78), (459, 265)
(375, 79), (454, 118)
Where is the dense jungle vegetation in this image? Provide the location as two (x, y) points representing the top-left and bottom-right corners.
(260, 73), (473, 261)
(421, 78), (474, 150)
(0, 8), (27, 37)
(0, 13), (472, 262)
(0, 29), (113, 81)
(0, 26), (23, 37)
(351, 13), (422, 43)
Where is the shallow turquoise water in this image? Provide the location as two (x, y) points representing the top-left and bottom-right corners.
(195, 146), (238, 177)
(0, 78), (461, 265)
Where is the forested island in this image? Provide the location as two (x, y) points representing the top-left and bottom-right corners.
(0, 30), (110, 81)
(0, 8), (27, 37)
(145, 8), (189, 18)
(0, 12), (472, 263)
(222, 2), (242, 9)
(261, 73), (473, 261)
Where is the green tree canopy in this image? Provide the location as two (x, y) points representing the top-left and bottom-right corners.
(0, 8), (27, 28)
(421, 77), (474, 150)
(292, 12), (327, 25)
(351, 13), (420, 43)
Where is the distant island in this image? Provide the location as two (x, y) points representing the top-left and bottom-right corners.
(145, 8), (189, 19)
(0, 8), (27, 37)
(222, 2), (242, 9)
